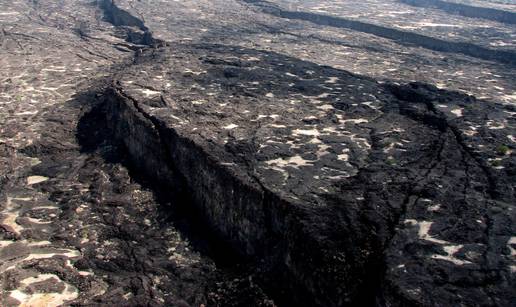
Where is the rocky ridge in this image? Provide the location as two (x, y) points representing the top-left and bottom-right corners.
(104, 41), (515, 306)
(0, 0), (515, 306)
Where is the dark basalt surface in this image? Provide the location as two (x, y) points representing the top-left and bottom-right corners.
(103, 43), (515, 306)
(1, 0), (515, 306)
(0, 1), (273, 306)
(400, 0), (516, 24)
(244, 0), (516, 65)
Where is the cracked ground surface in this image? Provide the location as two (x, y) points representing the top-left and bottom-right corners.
(0, 1), (272, 306)
(1, 0), (515, 306)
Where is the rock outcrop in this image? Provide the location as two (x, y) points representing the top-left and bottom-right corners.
(102, 44), (515, 306)
(1, 0), (514, 306)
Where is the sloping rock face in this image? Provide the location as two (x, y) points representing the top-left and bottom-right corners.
(104, 44), (515, 306)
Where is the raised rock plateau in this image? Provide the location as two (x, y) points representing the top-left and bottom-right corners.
(1, 0), (515, 306)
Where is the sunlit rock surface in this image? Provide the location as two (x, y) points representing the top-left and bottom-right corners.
(1, 0), (515, 306)
(106, 41), (515, 306)
(0, 1), (272, 306)
(116, 0), (516, 104)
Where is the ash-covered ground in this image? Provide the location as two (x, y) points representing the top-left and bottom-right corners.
(0, 0), (515, 306)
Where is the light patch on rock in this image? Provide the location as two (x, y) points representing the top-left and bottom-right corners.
(405, 219), (472, 265)
(325, 77), (339, 84)
(337, 153), (349, 161)
(268, 124), (287, 128)
(293, 129), (320, 136)
(183, 68), (205, 75)
(27, 176), (49, 185)
(317, 104), (334, 111)
(322, 127), (338, 133)
(341, 118), (368, 124)
(431, 245), (470, 265)
(463, 129), (477, 136)
(417, 22), (460, 27)
(24, 248), (80, 261)
(337, 148), (350, 161)
(408, 220), (448, 245)
(501, 93), (516, 103)
(427, 203), (441, 212)
(303, 116), (318, 121)
(1, 197), (23, 235)
(266, 155), (314, 169)
(450, 108), (463, 117)
(316, 144), (331, 158)
(42, 68), (66, 73)
(361, 101), (380, 110)
(486, 120), (506, 130)
(10, 273), (78, 307)
(349, 134), (371, 149)
(0, 240), (14, 248)
(223, 124), (238, 130)
(383, 142), (404, 153)
(140, 88), (161, 97)
(25, 217), (52, 225)
(258, 114), (280, 120)
(2, 213), (23, 235)
(507, 237), (516, 257)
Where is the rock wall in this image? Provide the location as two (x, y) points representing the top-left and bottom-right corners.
(103, 84), (372, 306)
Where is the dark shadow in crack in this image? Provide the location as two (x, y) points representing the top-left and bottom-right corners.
(400, 0), (516, 25)
(74, 85), (275, 306)
(76, 88), (244, 269)
(256, 23), (391, 54)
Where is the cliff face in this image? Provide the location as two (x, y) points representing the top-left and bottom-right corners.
(101, 42), (515, 306)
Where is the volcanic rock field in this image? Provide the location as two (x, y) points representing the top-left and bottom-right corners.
(0, 0), (515, 306)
